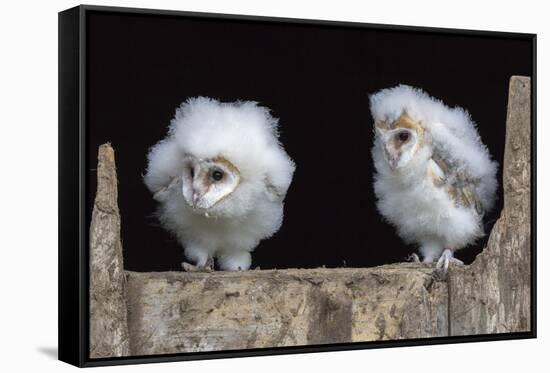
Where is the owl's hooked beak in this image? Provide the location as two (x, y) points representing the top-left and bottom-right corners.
(191, 190), (201, 207)
(181, 171), (206, 210)
(189, 184), (209, 209)
(385, 148), (401, 170)
(380, 138), (400, 169)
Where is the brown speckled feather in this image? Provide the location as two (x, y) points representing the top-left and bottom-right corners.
(429, 152), (484, 215)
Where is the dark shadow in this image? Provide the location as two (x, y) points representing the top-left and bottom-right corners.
(37, 346), (58, 360)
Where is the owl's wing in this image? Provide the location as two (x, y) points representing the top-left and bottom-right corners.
(261, 149), (295, 203)
(264, 177), (286, 202)
(429, 153), (484, 216)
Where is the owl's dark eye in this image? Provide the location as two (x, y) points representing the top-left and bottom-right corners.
(398, 131), (410, 142)
(212, 170), (224, 181)
(189, 167), (194, 178)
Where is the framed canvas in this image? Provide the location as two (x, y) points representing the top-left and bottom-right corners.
(58, 5), (536, 367)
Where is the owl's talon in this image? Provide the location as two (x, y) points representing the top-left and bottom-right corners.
(182, 261), (213, 272)
(205, 256), (215, 269)
(435, 249), (463, 278)
(182, 262), (195, 272)
(407, 253), (421, 263)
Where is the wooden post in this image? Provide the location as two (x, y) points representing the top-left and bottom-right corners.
(448, 76), (531, 335)
(89, 144), (130, 357)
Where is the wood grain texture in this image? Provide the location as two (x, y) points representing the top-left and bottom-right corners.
(89, 144), (130, 358)
(125, 265), (447, 355)
(448, 76), (531, 335)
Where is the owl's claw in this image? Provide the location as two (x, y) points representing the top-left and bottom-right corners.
(182, 257), (214, 272)
(435, 249), (463, 278)
(205, 256), (215, 269)
(407, 253), (421, 263)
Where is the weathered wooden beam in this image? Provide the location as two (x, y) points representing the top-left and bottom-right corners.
(448, 76), (531, 335)
(125, 265), (447, 355)
(89, 144), (130, 358)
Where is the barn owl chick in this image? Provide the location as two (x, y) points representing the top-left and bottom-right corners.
(369, 85), (498, 274)
(144, 97), (295, 271)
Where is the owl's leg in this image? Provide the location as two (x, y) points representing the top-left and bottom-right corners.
(418, 240), (445, 263)
(217, 251), (251, 271)
(205, 256), (215, 269)
(435, 249), (464, 278)
(182, 245), (213, 272)
(406, 253), (420, 262)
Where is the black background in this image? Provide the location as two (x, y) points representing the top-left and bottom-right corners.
(86, 11), (532, 272)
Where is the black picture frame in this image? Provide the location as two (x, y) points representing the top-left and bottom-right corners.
(59, 4), (537, 367)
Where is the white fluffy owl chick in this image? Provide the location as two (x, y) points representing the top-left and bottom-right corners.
(144, 97), (295, 271)
(369, 85), (498, 272)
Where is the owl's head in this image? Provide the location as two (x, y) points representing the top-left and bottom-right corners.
(180, 154), (241, 211)
(145, 97), (295, 219)
(375, 112), (424, 170)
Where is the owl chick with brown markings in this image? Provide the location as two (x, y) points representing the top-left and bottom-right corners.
(369, 85), (498, 273)
(144, 97), (295, 271)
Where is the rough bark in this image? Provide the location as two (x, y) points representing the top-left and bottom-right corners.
(89, 144), (130, 358)
(125, 265), (447, 355)
(448, 76), (531, 335)
(89, 76), (531, 357)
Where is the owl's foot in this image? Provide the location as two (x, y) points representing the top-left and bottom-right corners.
(181, 262), (213, 272)
(182, 257), (214, 272)
(407, 253), (421, 262)
(435, 249), (463, 279)
(217, 251), (251, 271)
